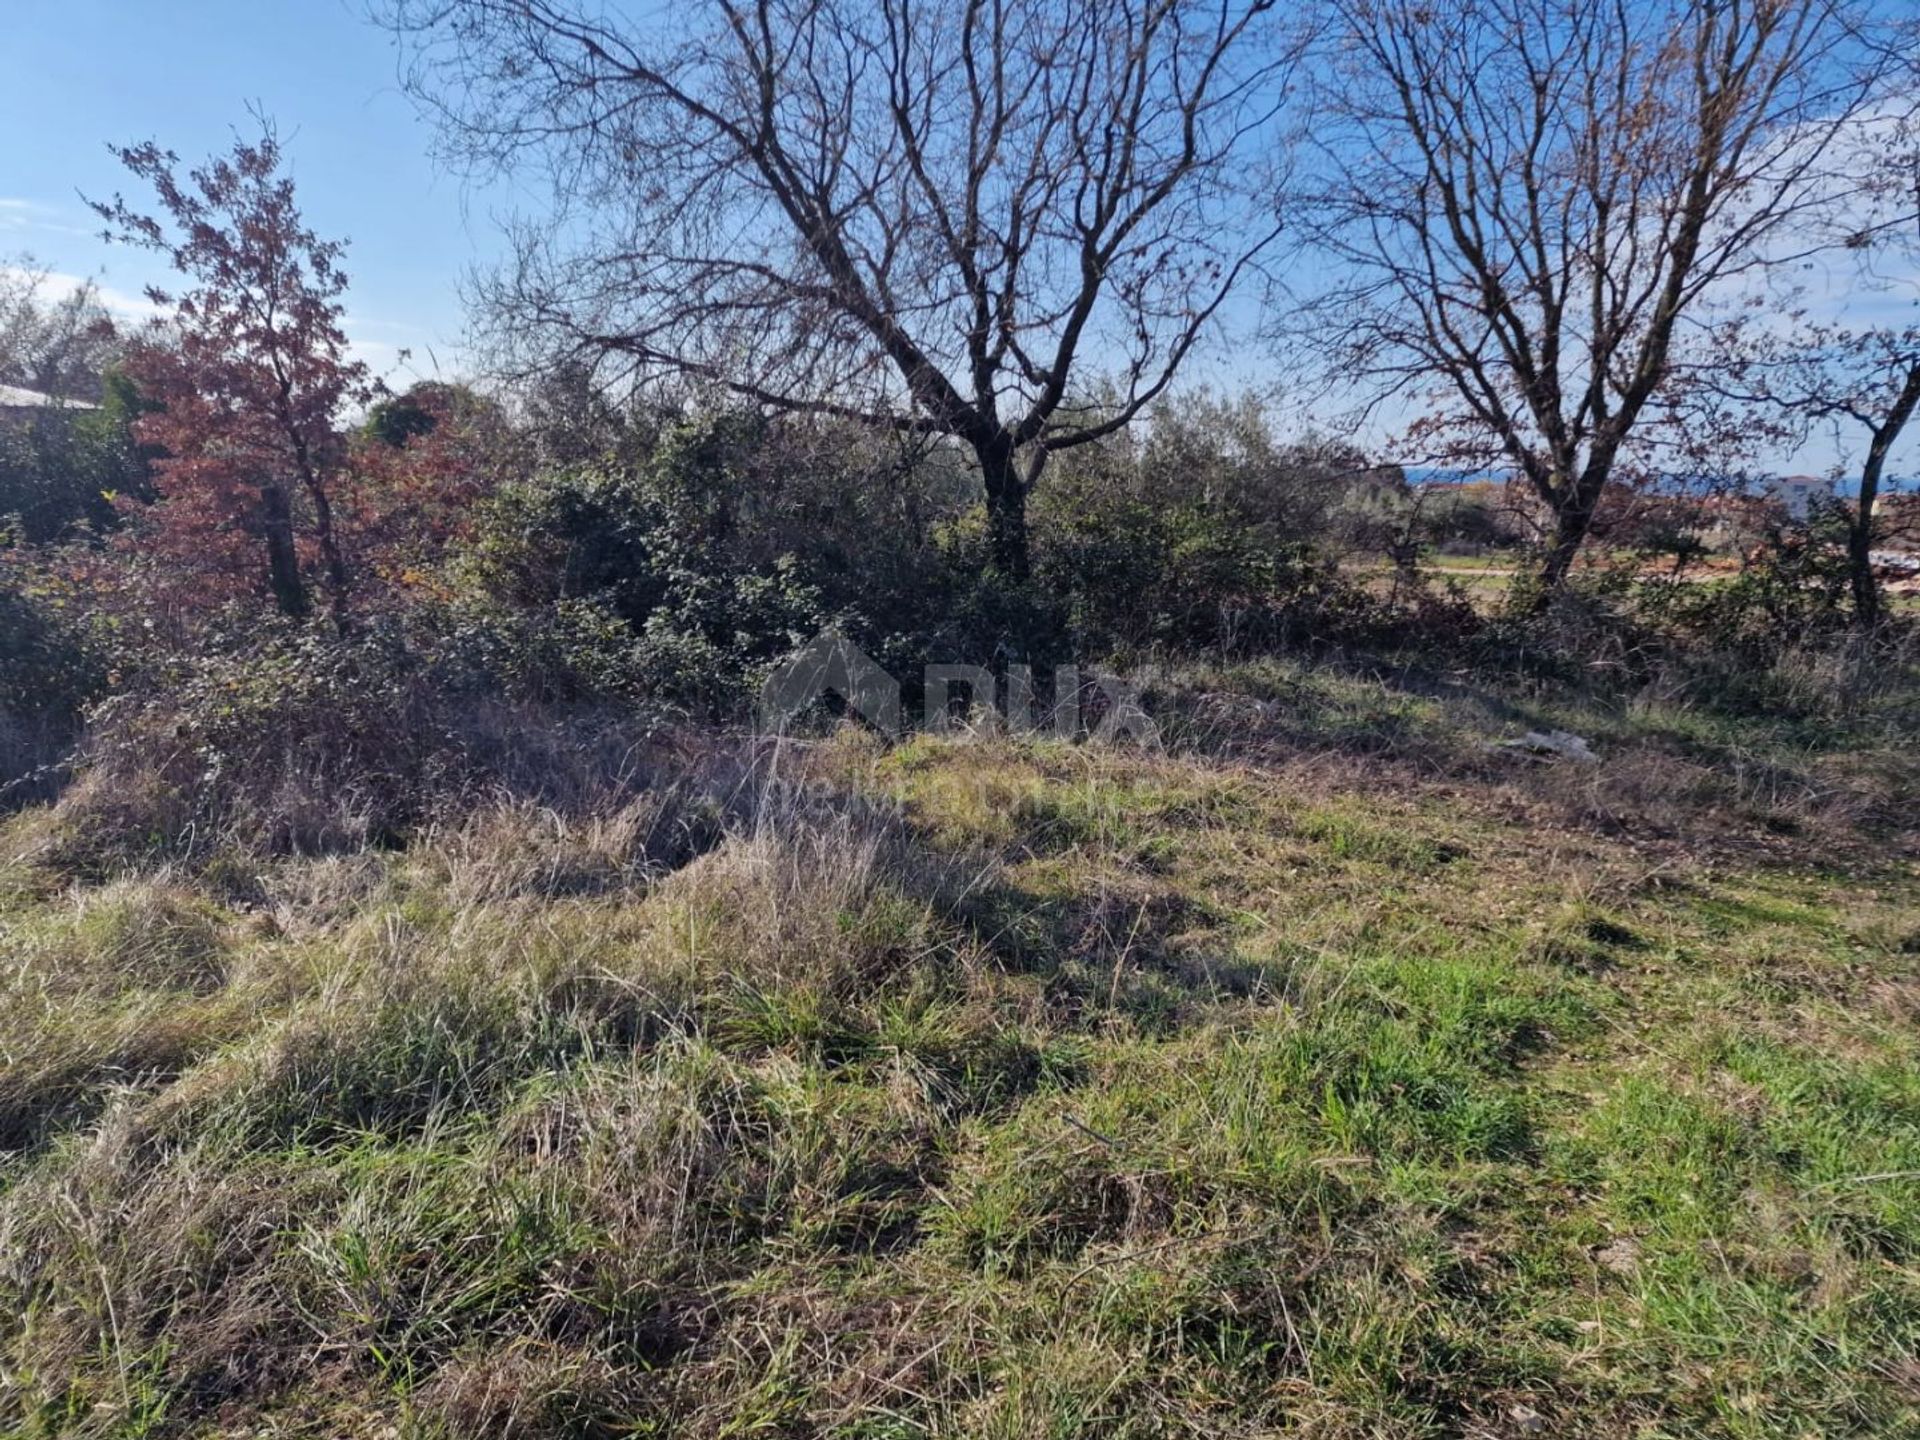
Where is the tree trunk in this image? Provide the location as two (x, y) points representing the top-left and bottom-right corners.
(1520, 485), (1597, 610)
(976, 435), (1031, 581)
(302, 472), (351, 633)
(1848, 363), (1920, 631)
(1522, 468), (1606, 610)
(1537, 511), (1590, 594)
(287, 416), (351, 632)
(260, 481), (308, 619)
(1848, 488), (1880, 631)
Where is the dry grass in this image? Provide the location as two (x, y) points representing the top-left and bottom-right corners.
(3, 668), (1919, 1437)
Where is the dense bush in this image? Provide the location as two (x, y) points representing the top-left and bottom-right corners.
(1034, 482), (1343, 654)
(1641, 515), (1857, 660)
(49, 603), (674, 864)
(1620, 516), (1920, 720)
(464, 411), (988, 699)
(12, 373), (1914, 852)
(0, 372), (154, 545)
(1409, 482), (1531, 554)
(0, 560), (104, 804)
(458, 400), (1463, 712)
(464, 451), (854, 709)
(1030, 415), (1468, 659)
(1457, 535), (1920, 729)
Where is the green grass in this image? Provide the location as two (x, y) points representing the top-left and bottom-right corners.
(2, 687), (1918, 1437)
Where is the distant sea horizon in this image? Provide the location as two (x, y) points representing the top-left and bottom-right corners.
(1400, 465), (1920, 498)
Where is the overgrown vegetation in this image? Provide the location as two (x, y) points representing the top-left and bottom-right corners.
(3, 669), (1917, 1437)
(7, 10), (1920, 1432)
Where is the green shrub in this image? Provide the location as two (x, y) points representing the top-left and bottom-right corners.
(0, 561), (103, 804)
(459, 400), (1453, 692)
(461, 411), (973, 705)
(1639, 516), (1857, 666)
(0, 369), (155, 545)
(1032, 478), (1460, 659)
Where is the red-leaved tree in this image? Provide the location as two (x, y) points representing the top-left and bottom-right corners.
(346, 381), (514, 598)
(93, 123), (370, 626)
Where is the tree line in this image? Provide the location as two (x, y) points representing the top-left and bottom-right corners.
(5, 0), (1919, 646)
(379, 0), (1919, 609)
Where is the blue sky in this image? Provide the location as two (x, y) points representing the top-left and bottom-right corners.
(2, 1), (1910, 479)
(2, 0), (497, 383)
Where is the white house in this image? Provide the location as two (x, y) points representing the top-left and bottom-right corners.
(0, 383), (97, 417)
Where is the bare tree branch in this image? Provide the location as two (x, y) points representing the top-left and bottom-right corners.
(384, 0), (1301, 577)
(1290, 0), (1892, 601)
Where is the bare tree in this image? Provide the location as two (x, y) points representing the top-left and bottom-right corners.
(1294, 0), (1890, 603)
(1702, 317), (1920, 629)
(1818, 325), (1920, 628)
(0, 258), (120, 403)
(1696, 97), (1920, 629)
(385, 0), (1299, 579)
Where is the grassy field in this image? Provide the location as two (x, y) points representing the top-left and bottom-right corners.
(3, 662), (1919, 1437)
(1370, 552), (1920, 617)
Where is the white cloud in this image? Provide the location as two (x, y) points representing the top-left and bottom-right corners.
(0, 197), (99, 240)
(4, 263), (455, 387)
(0, 198), (53, 223)
(0, 263), (166, 323)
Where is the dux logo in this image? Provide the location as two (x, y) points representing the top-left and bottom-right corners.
(759, 630), (1157, 745)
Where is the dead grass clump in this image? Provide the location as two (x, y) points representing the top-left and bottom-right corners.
(0, 1124), (329, 1426)
(413, 1341), (628, 1439)
(662, 795), (987, 998)
(5, 876), (229, 996)
(0, 997), (244, 1155)
(42, 671), (691, 873)
(255, 850), (393, 933)
(422, 788), (732, 906)
(64, 878), (230, 992)
(0, 877), (254, 1151)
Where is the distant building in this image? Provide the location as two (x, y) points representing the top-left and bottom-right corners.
(0, 383), (97, 424)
